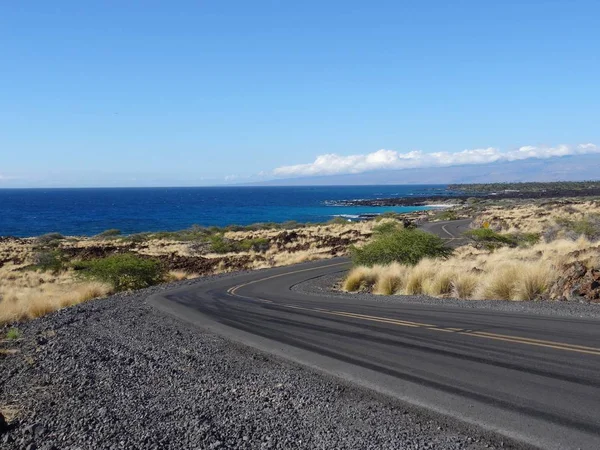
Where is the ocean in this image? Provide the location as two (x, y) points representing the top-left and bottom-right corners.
(0, 185), (452, 237)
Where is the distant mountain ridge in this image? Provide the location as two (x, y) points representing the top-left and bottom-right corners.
(249, 154), (600, 186)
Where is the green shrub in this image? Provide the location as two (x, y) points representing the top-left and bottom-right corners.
(238, 238), (270, 252)
(36, 232), (65, 247)
(142, 225), (211, 242)
(95, 229), (121, 239)
(327, 217), (350, 225)
(6, 327), (21, 340)
(74, 254), (165, 291)
(281, 220), (304, 229)
(375, 212), (402, 222)
(350, 229), (452, 267)
(123, 233), (152, 243)
(434, 210), (459, 221)
(512, 232), (541, 247)
(372, 221), (402, 235)
(555, 215), (600, 240)
(32, 250), (65, 273)
(464, 228), (517, 249)
(209, 234), (237, 254)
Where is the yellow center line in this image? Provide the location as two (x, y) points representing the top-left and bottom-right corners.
(470, 330), (600, 352)
(225, 261), (600, 356)
(228, 261), (350, 296)
(464, 332), (600, 356)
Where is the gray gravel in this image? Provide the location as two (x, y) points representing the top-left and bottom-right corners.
(0, 273), (521, 450)
(293, 272), (600, 319)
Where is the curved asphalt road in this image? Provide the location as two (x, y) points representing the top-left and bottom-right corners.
(150, 220), (600, 450)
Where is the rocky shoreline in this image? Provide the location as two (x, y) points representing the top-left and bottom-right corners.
(335, 187), (600, 207)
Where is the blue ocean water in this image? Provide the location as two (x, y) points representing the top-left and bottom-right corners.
(0, 185), (452, 237)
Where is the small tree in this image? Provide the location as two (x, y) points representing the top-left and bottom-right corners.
(350, 229), (452, 266)
(75, 254), (165, 291)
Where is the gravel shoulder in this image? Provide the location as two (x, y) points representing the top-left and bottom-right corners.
(0, 272), (522, 450)
(293, 272), (600, 320)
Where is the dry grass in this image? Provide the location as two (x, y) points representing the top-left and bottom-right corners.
(450, 272), (479, 298)
(343, 266), (378, 291)
(343, 237), (600, 301)
(0, 265), (113, 324)
(0, 219), (397, 324)
(404, 260), (437, 295)
(471, 200), (600, 235)
(423, 267), (455, 296)
(166, 270), (199, 281)
(0, 404), (21, 423)
(372, 263), (408, 295)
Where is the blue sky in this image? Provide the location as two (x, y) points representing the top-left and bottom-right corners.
(1, 1), (599, 187)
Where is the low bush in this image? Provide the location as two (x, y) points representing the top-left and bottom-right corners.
(123, 232), (152, 243)
(95, 229), (121, 239)
(375, 212), (402, 222)
(74, 254), (165, 291)
(238, 238), (270, 252)
(327, 217), (350, 225)
(210, 235), (271, 253)
(434, 210), (459, 221)
(32, 250), (66, 273)
(512, 232), (541, 247)
(464, 228), (516, 249)
(350, 229), (452, 267)
(209, 234), (238, 254)
(6, 327), (21, 340)
(372, 221), (402, 235)
(555, 215), (600, 240)
(36, 232), (65, 247)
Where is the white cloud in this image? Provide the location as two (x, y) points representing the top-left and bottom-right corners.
(273, 143), (599, 177)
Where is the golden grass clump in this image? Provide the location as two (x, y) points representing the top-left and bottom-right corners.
(450, 272), (479, 298)
(475, 264), (521, 300)
(0, 265), (113, 324)
(423, 267), (457, 296)
(343, 266), (377, 292)
(372, 263), (407, 295)
(342, 236), (599, 301)
(513, 265), (553, 301)
(403, 260), (435, 295)
(167, 270), (199, 281)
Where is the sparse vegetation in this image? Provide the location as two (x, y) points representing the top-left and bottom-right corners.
(6, 195), (600, 325)
(0, 219), (386, 324)
(31, 250), (66, 273)
(450, 181), (600, 194)
(95, 229), (122, 239)
(554, 215), (600, 240)
(433, 210), (459, 221)
(208, 234), (238, 254)
(0, 265), (113, 324)
(5, 327), (21, 340)
(372, 221), (402, 235)
(36, 233), (65, 247)
(343, 237), (600, 301)
(464, 228), (516, 249)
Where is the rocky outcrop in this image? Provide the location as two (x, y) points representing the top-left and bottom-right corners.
(549, 262), (600, 302)
(60, 244), (136, 260)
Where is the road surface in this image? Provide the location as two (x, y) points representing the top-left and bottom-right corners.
(150, 220), (600, 449)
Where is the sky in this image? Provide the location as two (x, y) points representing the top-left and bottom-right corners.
(1, 1), (599, 187)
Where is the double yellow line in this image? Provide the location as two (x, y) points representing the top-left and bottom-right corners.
(227, 262), (600, 357)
